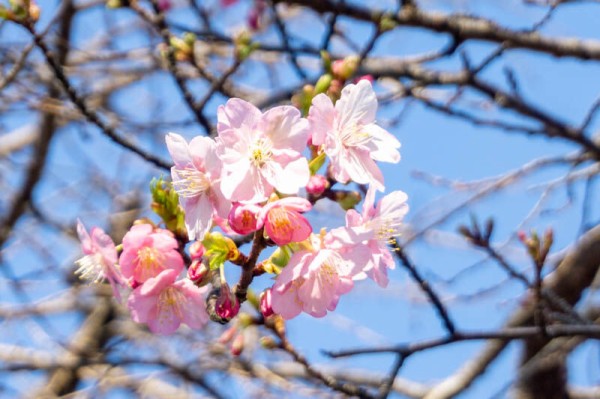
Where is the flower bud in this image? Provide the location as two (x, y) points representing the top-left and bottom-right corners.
(189, 241), (204, 260)
(259, 336), (278, 349)
(306, 175), (328, 196)
(218, 326), (237, 344)
(157, 0), (171, 11)
(231, 332), (245, 356)
(354, 74), (374, 84)
(260, 288), (274, 318)
(331, 56), (359, 81)
(228, 203), (260, 235)
(216, 283), (240, 320)
(187, 260), (209, 284)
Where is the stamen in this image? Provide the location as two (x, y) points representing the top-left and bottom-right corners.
(157, 287), (185, 320)
(339, 122), (372, 148)
(172, 167), (211, 198)
(136, 247), (166, 281)
(249, 138), (273, 167)
(75, 254), (105, 284)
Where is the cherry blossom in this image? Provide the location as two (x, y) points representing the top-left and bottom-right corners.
(119, 224), (184, 285)
(308, 80), (401, 190)
(166, 133), (230, 241)
(216, 99), (310, 203)
(270, 234), (368, 319)
(128, 269), (208, 335)
(257, 197), (312, 246)
(75, 220), (125, 300)
(329, 186), (409, 287)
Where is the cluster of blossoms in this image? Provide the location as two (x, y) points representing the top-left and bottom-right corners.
(75, 78), (408, 336)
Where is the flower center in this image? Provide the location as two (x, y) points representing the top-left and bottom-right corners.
(158, 286), (185, 319)
(75, 253), (105, 284)
(136, 247), (165, 281)
(371, 218), (400, 246)
(249, 138), (273, 167)
(172, 167), (211, 198)
(267, 208), (292, 236)
(317, 261), (338, 289)
(339, 122), (371, 148)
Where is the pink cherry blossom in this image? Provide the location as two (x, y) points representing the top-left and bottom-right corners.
(75, 220), (125, 300)
(128, 269), (209, 335)
(270, 234), (367, 319)
(308, 80), (401, 190)
(166, 133), (231, 241)
(328, 186), (409, 287)
(257, 197), (312, 246)
(216, 99), (310, 203)
(228, 202), (261, 235)
(119, 224), (184, 285)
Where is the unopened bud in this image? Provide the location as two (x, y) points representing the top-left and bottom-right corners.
(218, 326), (237, 344)
(188, 260), (209, 284)
(28, 1), (40, 22)
(306, 175), (328, 196)
(230, 333), (244, 356)
(190, 241), (205, 260)
(259, 336), (278, 349)
(331, 56), (359, 81)
(260, 288), (274, 318)
(228, 203), (260, 235)
(157, 0), (171, 12)
(216, 283), (240, 320)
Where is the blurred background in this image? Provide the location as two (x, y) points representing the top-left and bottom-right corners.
(1, 0), (599, 397)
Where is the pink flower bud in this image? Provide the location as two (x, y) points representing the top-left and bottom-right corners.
(190, 241), (204, 260)
(218, 326), (237, 344)
(331, 60), (345, 78)
(157, 0), (171, 11)
(517, 231), (527, 243)
(221, 0), (238, 7)
(187, 260), (209, 283)
(260, 288), (274, 318)
(216, 283), (240, 320)
(306, 175), (328, 196)
(230, 332), (245, 356)
(354, 74), (374, 84)
(228, 203), (261, 235)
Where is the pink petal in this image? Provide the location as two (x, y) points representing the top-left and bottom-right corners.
(147, 305), (181, 335)
(122, 224), (153, 250)
(362, 185), (377, 220)
(183, 194), (214, 241)
(166, 133), (192, 166)
(127, 289), (157, 323)
(271, 284), (303, 320)
(288, 212), (312, 243)
(140, 269), (179, 296)
(308, 94), (335, 146)
(260, 106), (309, 153)
(336, 80), (378, 128)
(177, 280), (209, 329)
(377, 190), (409, 221)
(90, 227), (117, 265)
(76, 220), (92, 254)
(217, 98), (261, 144)
(273, 157), (309, 195)
(188, 136), (216, 173)
(363, 123), (401, 163)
